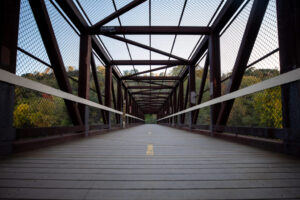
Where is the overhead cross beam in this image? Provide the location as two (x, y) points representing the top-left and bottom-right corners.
(91, 26), (211, 35)
(107, 35), (187, 62)
(122, 65), (177, 78)
(127, 86), (173, 89)
(111, 60), (189, 65)
(133, 80), (175, 87)
(123, 76), (180, 80)
(131, 92), (170, 95)
(91, 0), (147, 30)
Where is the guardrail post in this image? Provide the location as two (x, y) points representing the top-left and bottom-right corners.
(277, 0), (300, 155)
(0, 0), (20, 155)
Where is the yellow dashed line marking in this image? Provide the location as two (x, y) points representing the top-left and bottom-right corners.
(146, 144), (154, 156)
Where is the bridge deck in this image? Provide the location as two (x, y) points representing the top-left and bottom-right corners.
(1, 124), (300, 199)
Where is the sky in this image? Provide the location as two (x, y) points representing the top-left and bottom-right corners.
(16, 0), (280, 79)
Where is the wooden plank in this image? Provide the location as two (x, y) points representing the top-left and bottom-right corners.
(2, 125), (300, 199)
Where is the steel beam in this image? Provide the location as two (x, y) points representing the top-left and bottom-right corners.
(92, 26), (211, 35)
(30, 0), (83, 126)
(276, 0), (300, 155)
(0, 0), (20, 154)
(209, 33), (221, 127)
(169, 0), (245, 111)
(178, 79), (184, 124)
(173, 88), (177, 124)
(90, 54), (107, 124)
(123, 76), (180, 80)
(78, 34), (92, 124)
(105, 65), (112, 127)
(108, 35), (187, 61)
(192, 55), (209, 124)
(183, 79), (190, 123)
(127, 86), (172, 89)
(117, 79), (122, 124)
(111, 80), (119, 123)
(131, 92), (169, 95)
(111, 60), (189, 66)
(122, 65), (176, 78)
(189, 66), (196, 128)
(55, 0), (141, 114)
(91, 0), (147, 30)
(216, 0), (268, 126)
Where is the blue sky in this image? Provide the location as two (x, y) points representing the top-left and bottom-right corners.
(16, 0), (279, 78)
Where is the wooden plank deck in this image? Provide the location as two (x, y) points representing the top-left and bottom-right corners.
(0, 124), (300, 199)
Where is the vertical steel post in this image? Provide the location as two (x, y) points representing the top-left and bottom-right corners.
(209, 33), (221, 134)
(78, 34), (92, 134)
(90, 54), (107, 124)
(276, 0), (300, 155)
(29, 0), (83, 126)
(0, 0), (20, 155)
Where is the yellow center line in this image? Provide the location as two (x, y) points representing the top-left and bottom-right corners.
(146, 144), (154, 156)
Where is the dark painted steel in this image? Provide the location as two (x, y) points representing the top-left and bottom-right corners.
(276, 0), (300, 155)
(178, 79), (184, 124)
(108, 35), (187, 62)
(209, 33), (221, 127)
(78, 34), (92, 123)
(111, 79), (119, 124)
(0, 0), (20, 154)
(123, 76), (180, 80)
(93, 26), (211, 35)
(122, 65), (175, 78)
(111, 60), (190, 65)
(127, 86), (172, 89)
(216, 0), (269, 126)
(117, 79), (123, 124)
(188, 66), (196, 128)
(192, 55), (209, 124)
(29, 0), (83, 126)
(91, 0), (147, 30)
(105, 65), (112, 127)
(90, 54), (107, 124)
